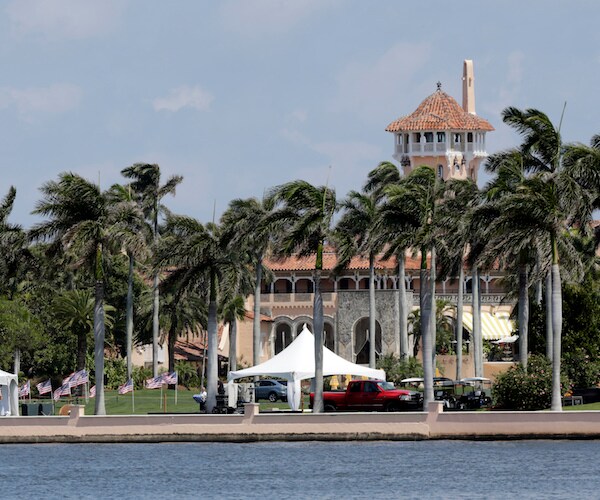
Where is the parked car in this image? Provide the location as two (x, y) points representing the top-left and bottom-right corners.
(254, 379), (288, 402)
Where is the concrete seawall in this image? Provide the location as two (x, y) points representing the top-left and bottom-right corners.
(1, 403), (599, 444)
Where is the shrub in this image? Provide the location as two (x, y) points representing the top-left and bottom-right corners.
(492, 355), (568, 410)
(132, 365), (152, 389)
(104, 358), (127, 389)
(377, 354), (424, 385)
(175, 361), (200, 389)
(562, 348), (600, 388)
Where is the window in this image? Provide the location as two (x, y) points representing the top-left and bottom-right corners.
(424, 132), (433, 143)
(467, 132), (473, 143)
(349, 383), (361, 393)
(437, 132), (446, 142)
(437, 165), (443, 178)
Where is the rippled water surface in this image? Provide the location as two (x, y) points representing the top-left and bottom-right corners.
(1, 440), (599, 499)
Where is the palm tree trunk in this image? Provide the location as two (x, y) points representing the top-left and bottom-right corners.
(152, 272), (160, 377)
(126, 253), (134, 379)
(368, 253), (376, 369)
(472, 267), (483, 378)
(94, 279), (106, 416)
(545, 270), (553, 362)
(206, 272), (218, 414)
(420, 250), (433, 408)
(76, 329), (87, 372)
(550, 240), (563, 411)
(398, 252), (409, 359)
(13, 348), (20, 376)
(229, 319), (238, 373)
(430, 247), (437, 370)
(455, 264), (464, 380)
(518, 259), (529, 370)
(168, 323), (176, 374)
(253, 257), (262, 367)
(312, 268), (324, 413)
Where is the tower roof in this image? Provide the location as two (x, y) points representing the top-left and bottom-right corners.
(385, 87), (494, 133)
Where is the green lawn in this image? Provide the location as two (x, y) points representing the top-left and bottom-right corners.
(44, 388), (307, 415)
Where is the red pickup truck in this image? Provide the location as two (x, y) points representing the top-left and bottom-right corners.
(310, 380), (423, 412)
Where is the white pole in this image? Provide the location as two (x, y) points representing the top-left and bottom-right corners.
(132, 385), (135, 414)
(175, 372), (178, 405)
(160, 385), (163, 409)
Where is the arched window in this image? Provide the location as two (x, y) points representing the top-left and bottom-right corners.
(353, 318), (382, 364)
(437, 164), (443, 178)
(275, 323), (293, 354)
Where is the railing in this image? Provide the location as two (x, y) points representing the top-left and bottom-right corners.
(412, 293), (510, 305)
(260, 292), (336, 305)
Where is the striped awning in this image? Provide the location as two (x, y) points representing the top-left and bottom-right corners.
(462, 312), (515, 341)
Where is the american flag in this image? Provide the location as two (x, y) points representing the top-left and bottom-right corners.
(145, 375), (164, 389)
(62, 372), (75, 386)
(53, 382), (71, 401)
(118, 379), (134, 395)
(89, 385), (96, 398)
(162, 372), (178, 385)
(68, 370), (89, 388)
(36, 379), (52, 395)
(19, 380), (30, 397)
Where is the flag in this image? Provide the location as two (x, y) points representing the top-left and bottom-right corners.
(118, 379), (134, 395)
(145, 375), (164, 389)
(62, 372), (75, 386)
(36, 379), (52, 395)
(53, 382), (71, 401)
(89, 385), (96, 398)
(19, 380), (30, 397)
(69, 370), (89, 388)
(162, 372), (178, 385)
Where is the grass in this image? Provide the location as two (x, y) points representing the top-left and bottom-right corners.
(32, 388), (310, 415)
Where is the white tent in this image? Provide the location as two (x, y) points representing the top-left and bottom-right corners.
(228, 325), (386, 410)
(0, 369), (19, 416)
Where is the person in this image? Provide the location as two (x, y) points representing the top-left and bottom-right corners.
(217, 380), (225, 395)
(193, 386), (207, 412)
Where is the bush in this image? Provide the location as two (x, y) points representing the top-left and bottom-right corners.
(492, 355), (567, 410)
(175, 361), (200, 389)
(132, 365), (152, 389)
(377, 354), (424, 385)
(104, 358), (127, 389)
(562, 348), (600, 388)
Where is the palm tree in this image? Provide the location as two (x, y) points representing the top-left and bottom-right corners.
(220, 197), (279, 370)
(121, 163), (183, 378)
(384, 166), (441, 407)
(335, 189), (384, 369)
(53, 289), (115, 371)
(220, 295), (247, 373)
(487, 107), (595, 410)
(105, 184), (151, 379)
(269, 180), (337, 413)
(30, 173), (116, 415)
(437, 178), (480, 379)
(156, 216), (243, 413)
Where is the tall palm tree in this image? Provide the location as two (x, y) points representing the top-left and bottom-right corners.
(105, 184), (151, 379)
(30, 173), (116, 415)
(437, 178), (480, 379)
(121, 163), (183, 377)
(156, 216), (243, 413)
(220, 197), (279, 369)
(384, 166), (441, 407)
(269, 180), (337, 413)
(335, 189), (384, 369)
(487, 107), (594, 410)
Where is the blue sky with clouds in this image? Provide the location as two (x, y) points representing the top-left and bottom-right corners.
(1, 0), (599, 227)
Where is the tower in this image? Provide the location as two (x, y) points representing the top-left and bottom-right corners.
(385, 60), (494, 182)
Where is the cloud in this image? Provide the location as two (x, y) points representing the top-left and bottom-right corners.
(219, 0), (340, 36)
(152, 86), (214, 113)
(331, 42), (432, 120)
(0, 83), (83, 119)
(6, 0), (123, 40)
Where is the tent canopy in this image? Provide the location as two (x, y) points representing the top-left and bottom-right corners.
(0, 369), (19, 416)
(228, 325), (385, 410)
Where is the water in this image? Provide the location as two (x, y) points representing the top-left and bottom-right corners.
(1, 440), (599, 499)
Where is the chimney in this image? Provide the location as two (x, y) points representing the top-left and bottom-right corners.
(462, 60), (476, 114)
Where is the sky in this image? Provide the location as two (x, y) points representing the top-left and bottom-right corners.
(1, 0), (599, 228)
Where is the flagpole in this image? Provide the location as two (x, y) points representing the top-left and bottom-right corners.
(175, 372), (178, 405)
(132, 383), (135, 414)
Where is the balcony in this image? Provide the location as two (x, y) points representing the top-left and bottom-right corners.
(260, 292), (336, 307)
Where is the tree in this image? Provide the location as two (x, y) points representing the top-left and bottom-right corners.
(384, 166), (441, 407)
(488, 107), (595, 411)
(220, 295), (246, 373)
(106, 184), (151, 379)
(30, 173), (119, 415)
(335, 188), (384, 369)
(156, 216), (243, 413)
(121, 163), (183, 378)
(52, 289), (115, 372)
(269, 180), (337, 413)
(0, 297), (42, 374)
(220, 197), (279, 370)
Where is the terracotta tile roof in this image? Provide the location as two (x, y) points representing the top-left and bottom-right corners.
(244, 310), (273, 322)
(265, 250), (423, 272)
(385, 88), (494, 133)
